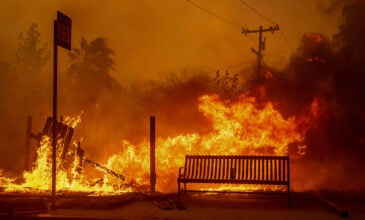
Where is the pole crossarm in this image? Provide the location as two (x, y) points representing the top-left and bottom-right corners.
(242, 24), (279, 35)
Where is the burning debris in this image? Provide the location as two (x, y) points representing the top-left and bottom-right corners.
(2, 113), (130, 194)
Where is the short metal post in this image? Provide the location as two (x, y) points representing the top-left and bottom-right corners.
(150, 116), (156, 194)
(24, 115), (32, 171)
(287, 156), (290, 208)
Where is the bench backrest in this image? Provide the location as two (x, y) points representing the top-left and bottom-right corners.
(184, 155), (289, 184)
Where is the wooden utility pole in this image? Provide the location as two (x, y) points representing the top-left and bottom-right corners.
(242, 25), (279, 81)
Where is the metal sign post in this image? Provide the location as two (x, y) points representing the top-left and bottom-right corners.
(52, 11), (71, 210)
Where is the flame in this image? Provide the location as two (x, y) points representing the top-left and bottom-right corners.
(1, 93), (318, 194)
(305, 33), (323, 44)
(307, 57), (326, 63)
(106, 92), (316, 192)
(64, 111), (83, 128)
(264, 70), (273, 79)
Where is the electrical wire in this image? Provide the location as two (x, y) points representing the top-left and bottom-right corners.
(200, 60), (256, 75)
(186, 0), (243, 29)
(279, 30), (293, 51)
(238, 0), (277, 25)
(185, 0), (256, 44)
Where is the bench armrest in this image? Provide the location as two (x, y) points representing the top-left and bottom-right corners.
(178, 167), (185, 177)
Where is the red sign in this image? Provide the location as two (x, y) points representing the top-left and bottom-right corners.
(56, 11), (71, 50)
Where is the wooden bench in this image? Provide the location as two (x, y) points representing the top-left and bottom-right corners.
(177, 155), (290, 207)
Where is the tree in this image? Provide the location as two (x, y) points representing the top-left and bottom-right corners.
(13, 23), (50, 110)
(214, 70), (239, 99)
(14, 23), (49, 83)
(67, 36), (117, 107)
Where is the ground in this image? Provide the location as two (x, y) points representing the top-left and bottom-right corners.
(1, 192), (364, 219)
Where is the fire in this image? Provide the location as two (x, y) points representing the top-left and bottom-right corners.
(305, 33), (323, 44)
(1, 92), (318, 194)
(64, 111), (83, 128)
(106, 92), (317, 192)
(307, 57), (326, 63)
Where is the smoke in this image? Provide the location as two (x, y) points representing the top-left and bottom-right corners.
(260, 0), (365, 191)
(318, 0), (349, 15)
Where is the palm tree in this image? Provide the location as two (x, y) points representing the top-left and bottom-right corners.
(67, 36), (117, 106)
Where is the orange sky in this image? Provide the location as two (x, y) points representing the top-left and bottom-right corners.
(0, 0), (344, 83)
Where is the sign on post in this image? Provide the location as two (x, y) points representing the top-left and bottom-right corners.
(52, 10), (72, 210)
(56, 11), (71, 50)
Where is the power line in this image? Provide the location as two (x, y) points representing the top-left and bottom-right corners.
(279, 30), (293, 51)
(238, 0), (277, 25)
(186, 0), (242, 29)
(185, 0), (257, 44)
(200, 60), (256, 75)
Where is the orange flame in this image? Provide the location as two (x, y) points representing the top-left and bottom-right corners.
(305, 33), (323, 44)
(1, 93), (318, 193)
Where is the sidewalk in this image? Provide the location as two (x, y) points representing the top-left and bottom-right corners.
(9, 193), (364, 219)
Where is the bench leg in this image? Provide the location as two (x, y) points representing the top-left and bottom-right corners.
(184, 183), (187, 194)
(288, 185), (290, 208)
(178, 181), (181, 199)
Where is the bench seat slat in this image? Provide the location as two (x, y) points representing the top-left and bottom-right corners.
(237, 158), (241, 180)
(202, 158), (206, 179)
(207, 158), (211, 179)
(192, 158), (197, 179)
(222, 158), (225, 180)
(283, 159), (286, 182)
(258, 158), (261, 180)
(270, 159), (273, 180)
(245, 158), (248, 180)
(249, 158), (252, 180)
(278, 158), (281, 181)
(274, 158), (277, 181)
(214, 158), (218, 179)
(188, 157), (192, 178)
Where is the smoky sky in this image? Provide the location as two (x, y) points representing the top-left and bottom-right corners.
(0, 0), (344, 83)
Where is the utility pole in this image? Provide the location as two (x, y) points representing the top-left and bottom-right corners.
(242, 25), (279, 81)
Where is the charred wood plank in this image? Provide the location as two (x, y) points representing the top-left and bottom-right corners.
(83, 158), (125, 181)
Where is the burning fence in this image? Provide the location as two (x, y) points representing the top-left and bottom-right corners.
(0, 90), (319, 194)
